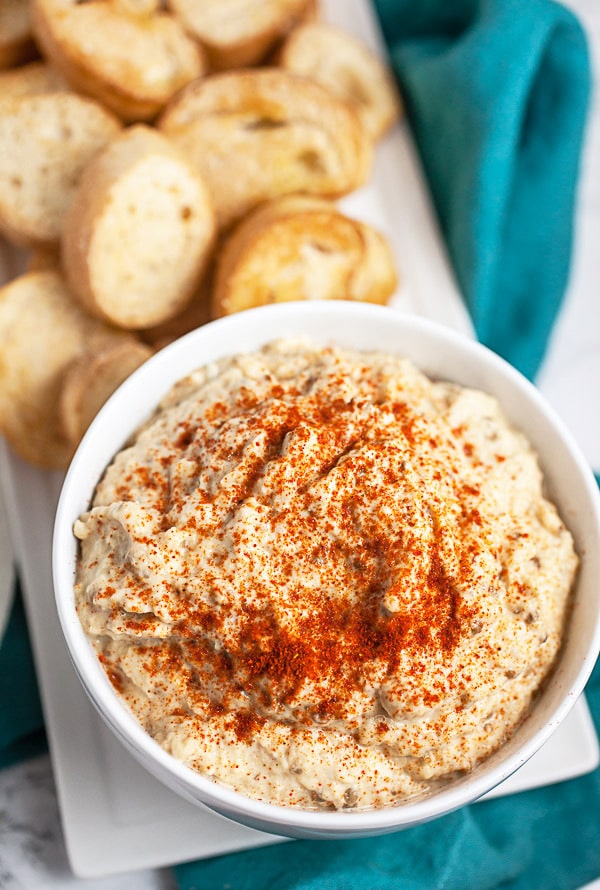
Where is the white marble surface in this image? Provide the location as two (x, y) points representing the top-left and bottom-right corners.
(0, 757), (176, 890)
(1, 0), (599, 887)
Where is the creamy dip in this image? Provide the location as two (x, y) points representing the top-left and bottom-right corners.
(74, 340), (577, 810)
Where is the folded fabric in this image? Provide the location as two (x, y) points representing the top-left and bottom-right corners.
(175, 659), (600, 890)
(375, 0), (590, 380)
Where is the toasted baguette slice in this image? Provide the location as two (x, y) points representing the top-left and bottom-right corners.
(169, 0), (313, 71)
(159, 69), (371, 229)
(31, 0), (206, 122)
(212, 195), (398, 316)
(111, 0), (160, 16)
(279, 23), (402, 141)
(60, 338), (152, 447)
(140, 278), (213, 350)
(63, 125), (215, 329)
(0, 92), (121, 247)
(0, 0), (36, 69)
(0, 61), (67, 98)
(0, 270), (126, 468)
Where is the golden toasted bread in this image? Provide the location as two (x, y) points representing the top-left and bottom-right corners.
(0, 270), (126, 468)
(31, 0), (206, 121)
(60, 338), (153, 447)
(278, 23), (402, 141)
(0, 91), (121, 246)
(0, 60), (67, 98)
(62, 125), (215, 329)
(169, 0), (314, 71)
(139, 277), (213, 350)
(159, 68), (371, 229)
(0, 0), (36, 69)
(212, 195), (398, 316)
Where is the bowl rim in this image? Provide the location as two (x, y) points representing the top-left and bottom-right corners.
(53, 301), (600, 835)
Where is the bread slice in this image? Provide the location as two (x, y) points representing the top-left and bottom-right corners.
(0, 0), (36, 69)
(140, 277), (213, 350)
(0, 91), (121, 246)
(278, 23), (402, 141)
(212, 195), (398, 316)
(0, 270), (126, 468)
(169, 0), (313, 71)
(159, 68), (372, 229)
(31, 0), (206, 122)
(60, 338), (153, 447)
(62, 125), (216, 329)
(0, 61), (67, 98)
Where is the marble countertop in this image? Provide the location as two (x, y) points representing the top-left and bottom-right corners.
(1, 0), (599, 886)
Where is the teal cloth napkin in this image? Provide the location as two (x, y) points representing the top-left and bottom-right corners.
(375, 0), (590, 380)
(0, 582), (46, 770)
(0, 0), (595, 887)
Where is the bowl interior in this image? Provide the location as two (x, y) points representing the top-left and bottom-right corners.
(53, 301), (600, 837)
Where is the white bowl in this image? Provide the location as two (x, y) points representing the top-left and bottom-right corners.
(53, 301), (600, 839)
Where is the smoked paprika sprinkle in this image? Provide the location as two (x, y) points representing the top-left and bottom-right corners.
(74, 340), (577, 810)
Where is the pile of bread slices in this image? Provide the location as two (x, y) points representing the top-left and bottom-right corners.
(0, 0), (402, 469)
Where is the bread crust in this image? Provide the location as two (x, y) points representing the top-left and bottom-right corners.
(62, 125), (216, 329)
(159, 68), (372, 229)
(0, 61), (67, 98)
(169, 0), (314, 71)
(139, 276), (213, 350)
(0, 0), (37, 69)
(278, 22), (402, 141)
(27, 245), (61, 271)
(0, 270), (127, 468)
(59, 337), (153, 446)
(212, 195), (398, 316)
(31, 0), (206, 121)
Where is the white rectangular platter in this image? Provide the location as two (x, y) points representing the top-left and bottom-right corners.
(0, 0), (598, 879)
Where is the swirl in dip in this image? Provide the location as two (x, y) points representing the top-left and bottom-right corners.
(74, 340), (577, 810)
